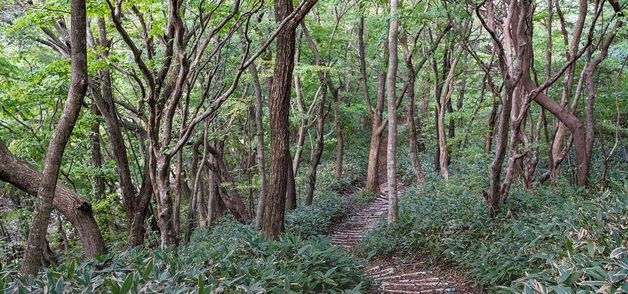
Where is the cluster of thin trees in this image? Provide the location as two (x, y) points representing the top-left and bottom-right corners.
(0, 0), (623, 275)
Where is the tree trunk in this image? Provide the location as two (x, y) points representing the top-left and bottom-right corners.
(173, 152), (184, 238)
(20, 0), (89, 274)
(206, 146), (252, 223)
(152, 154), (178, 248)
(305, 88), (328, 205)
(431, 55), (446, 172)
(259, 0), (319, 238)
(399, 32), (425, 184)
(365, 73), (387, 193)
(421, 78), (430, 129)
(484, 98), (498, 153)
(91, 17), (149, 247)
(128, 170), (151, 247)
(261, 0), (297, 239)
(360, 15), (388, 193)
(386, 0), (399, 224)
(580, 14), (621, 186)
(333, 89), (344, 180)
(285, 154), (297, 211)
(89, 104), (106, 200)
(292, 63), (307, 175)
(436, 57), (457, 179)
(487, 88), (513, 216)
(206, 164), (219, 226)
(248, 62), (267, 227)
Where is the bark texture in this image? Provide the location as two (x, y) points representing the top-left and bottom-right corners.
(386, 0), (399, 224)
(261, 0), (318, 239)
(19, 0), (90, 274)
(0, 140), (107, 259)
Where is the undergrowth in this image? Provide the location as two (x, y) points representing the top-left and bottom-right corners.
(360, 169), (627, 293)
(286, 190), (348, 238)
(1, 172), (371, 293)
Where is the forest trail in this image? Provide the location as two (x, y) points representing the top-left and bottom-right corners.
(329, 139), (475, 293)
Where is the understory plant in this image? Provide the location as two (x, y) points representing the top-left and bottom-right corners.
(360, 168), (627, 293)
(2, 221), (369, 293)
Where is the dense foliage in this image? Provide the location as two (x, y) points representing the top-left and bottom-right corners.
(286, 190), (347, 238)
(2, 221), (369, 293)
(0, 0), (625, 291)
(361, 160), (628, 293)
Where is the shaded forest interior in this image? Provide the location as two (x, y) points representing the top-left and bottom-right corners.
(0, 0), (626, 293)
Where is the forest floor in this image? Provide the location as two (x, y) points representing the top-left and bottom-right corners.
(329, 139), (482, 293)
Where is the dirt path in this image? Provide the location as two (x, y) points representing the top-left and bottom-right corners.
(330, 139), (479, 293)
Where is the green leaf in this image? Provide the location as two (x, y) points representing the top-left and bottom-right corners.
(550, 285), (573, 294)
(198, 274), (205, 293)
(121, 273), (134, 293)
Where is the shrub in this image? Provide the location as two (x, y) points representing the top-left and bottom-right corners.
(2, 221), (369, 293)
(286, 190), (347, 238)
(360, 172), (627, 293)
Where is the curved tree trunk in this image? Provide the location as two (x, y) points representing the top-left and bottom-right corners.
(0, 141), (107, 258)
(20, 0), (89, 275)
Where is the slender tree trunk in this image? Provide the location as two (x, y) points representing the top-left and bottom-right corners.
(191, 123), (209, 230)
(333, 88), (344, 180)
(547, 0), (588, 181)
(292, 58), (307, 175)
(386, 0), (399, 224)
(21, 0), (89, 275)
(436, 57), (457, 179)
(500, 85), (526, 202)
(128, 170), (151, 247)
(285, 155), (297, 211)
(91, 17), (148, 247)
(487, 88), (513, 217)
(306, 88), (327, 205)
(206, 164), (218, 226)
(182, 176), (195, 243)
(90, 104), (106, 200)
(484, 98), (498, 153)
(399, 32), (425, 184)
(249, 63), (267, 226)
(431, 55), (446, 171)
(152, 154), (178, 248)
(580, 15), (622, 186)
(421, 78), (430, 128)
(173, 152), (184, 238)
(365, 72), (387, 192)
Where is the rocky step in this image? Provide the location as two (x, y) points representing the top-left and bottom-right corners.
(376, 271), (432, 281)
(381, 288), (449, 294)
(381, 281), (448, 291)
(328, 182), (457, 293)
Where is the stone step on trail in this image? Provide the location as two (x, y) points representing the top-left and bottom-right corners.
(328, 180), (457, 293)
